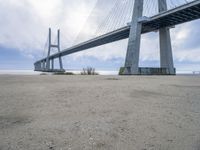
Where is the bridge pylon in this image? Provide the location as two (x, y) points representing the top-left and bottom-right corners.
(123, 0), (144, 75)
(46, 28), (64, 72)
(34, 28), (65, 73)
(122, 0), (176, 75)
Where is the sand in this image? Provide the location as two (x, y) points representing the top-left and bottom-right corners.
(0, 75), (200, 150)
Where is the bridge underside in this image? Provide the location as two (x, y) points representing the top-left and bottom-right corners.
(35, 0), (200, 73)
(142, 1), (200, 33)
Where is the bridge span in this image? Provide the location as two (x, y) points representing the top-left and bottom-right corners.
(34, 0), (200, 75)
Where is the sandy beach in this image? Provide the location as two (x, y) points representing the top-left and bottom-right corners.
(0, 75), (200, 150)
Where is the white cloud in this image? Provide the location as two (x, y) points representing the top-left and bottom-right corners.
(0, 0), (97, 58)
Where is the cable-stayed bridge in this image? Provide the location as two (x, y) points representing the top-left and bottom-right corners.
(34, 0), (200, 75)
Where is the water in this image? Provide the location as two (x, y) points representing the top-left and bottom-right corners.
(0, 70), (118, 75)
(0, 70), (40, 75)
(0, 70), (199, 76)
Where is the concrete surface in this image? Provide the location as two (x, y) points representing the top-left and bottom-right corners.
(0, 75), (200, 150)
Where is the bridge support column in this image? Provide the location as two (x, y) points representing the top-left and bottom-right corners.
(43, 60), (46, 71)
(40, 62), (42, 71)
(46, 28), (51, 71)
(124, 0), (144, 75)
(40, 62), (42, 70)
(37, 62), (41, 71)
(158, 0), (175, 75)
(59, 56), (63, 70)
(58, 30), (63, 70)
(34, 63), (38, 71)
(51, 59), (54, 70)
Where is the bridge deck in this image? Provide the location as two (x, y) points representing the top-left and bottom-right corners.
(35, 0), (200, 64)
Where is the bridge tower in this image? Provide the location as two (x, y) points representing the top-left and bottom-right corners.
(45, 28), (64, 72)
(123, 0), (175, 75)
(124, 0), (144, 75)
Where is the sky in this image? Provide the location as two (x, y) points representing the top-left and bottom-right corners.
(0, 0), (200, 72)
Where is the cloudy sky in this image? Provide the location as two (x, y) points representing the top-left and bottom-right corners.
(0, 0), (200, 72)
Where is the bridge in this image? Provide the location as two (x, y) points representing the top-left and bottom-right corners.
(34, 0), (200, 75)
